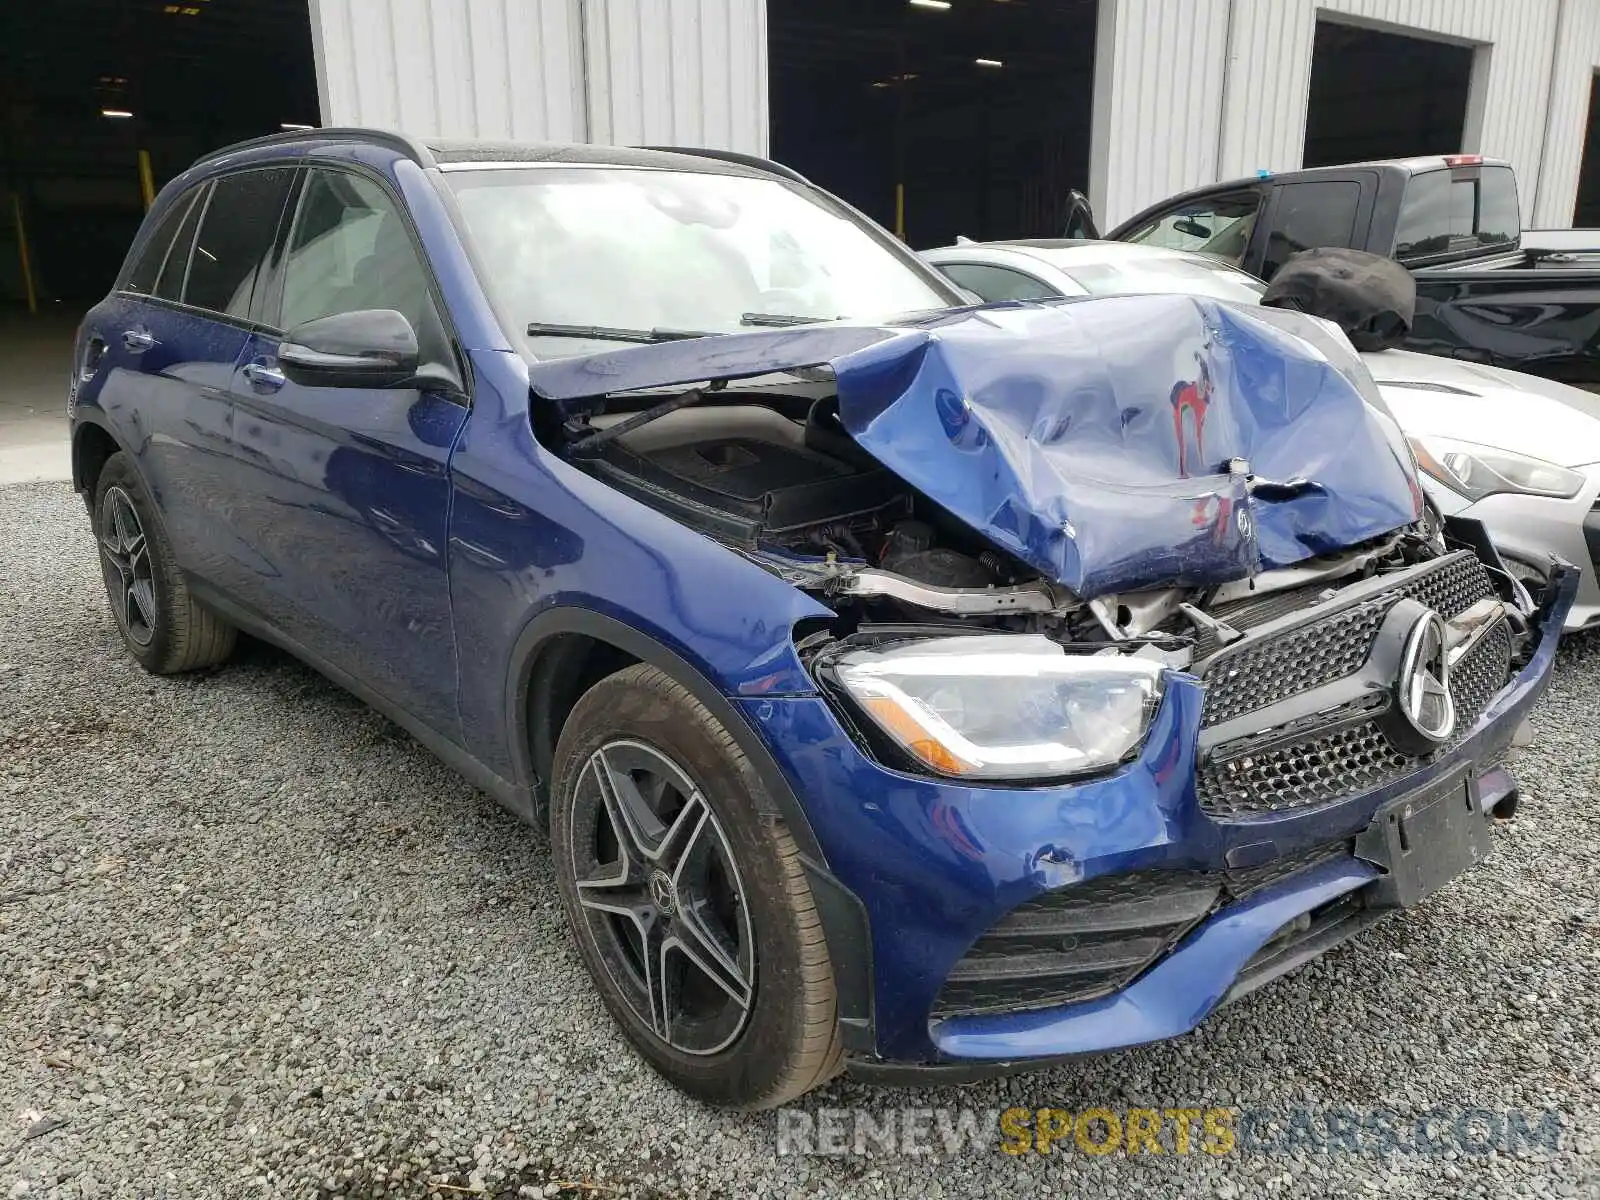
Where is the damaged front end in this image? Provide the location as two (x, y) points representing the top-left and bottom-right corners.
(530, 290), (1576, 1069)
(529, 293), (1563, 676)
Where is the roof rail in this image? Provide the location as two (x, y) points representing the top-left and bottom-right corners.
(637, 146), (812, 186)
(201, 127), (436, 169)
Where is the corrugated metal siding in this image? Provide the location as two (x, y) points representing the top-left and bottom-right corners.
(583, 0), (768, 153)
(1535, 0), (1600, 225)
(311, 0), (587, 140)
(1096, 0), (1598, 226)
(1089, 0), (1231, 227)
(310, 0), (764, 152)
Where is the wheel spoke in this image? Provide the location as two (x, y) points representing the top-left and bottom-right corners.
(128, 578), (157, 630)
(653, 790), (708, 872)
(592, 747), (660, 864)
(645, 920), (672, 1039)
(665, 909), (753, 1010)
(111, 494), (139, 553)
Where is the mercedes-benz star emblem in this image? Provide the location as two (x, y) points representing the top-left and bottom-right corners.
(1396, 609), (1456, 744)
(648, 870), (678, 917)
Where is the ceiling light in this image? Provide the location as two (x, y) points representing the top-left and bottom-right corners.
(909, 0), (952, 9)
(281, 122), (315, 131)
(101, 109), (134, 119)
(975, 57), (1004, 67)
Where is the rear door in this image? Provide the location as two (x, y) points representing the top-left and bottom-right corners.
(1256, 175), (1376, 279)
(224, 163), (469, 735)
(88, 169), (294, 577)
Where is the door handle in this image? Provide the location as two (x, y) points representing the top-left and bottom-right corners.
(242, 362), (287, 391)
(122, 329), (156, 353)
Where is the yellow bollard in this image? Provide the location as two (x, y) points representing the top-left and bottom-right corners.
(12, 192), (37, 315)
(138, 149), (156, 210)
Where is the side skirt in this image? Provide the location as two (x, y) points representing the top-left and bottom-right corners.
(187, 578), (539, 827)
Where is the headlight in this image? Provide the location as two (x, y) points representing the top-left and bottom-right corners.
(1407, 435), (1584, 501)
(829, 634), (1164, 782)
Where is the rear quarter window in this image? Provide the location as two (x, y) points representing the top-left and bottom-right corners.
(1394, 166), (1519, 261)
(121, 189), (201, 295)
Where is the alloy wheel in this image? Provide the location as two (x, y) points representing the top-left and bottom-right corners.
(568, 739), (755, 1056)
(99, 486), (157, 647)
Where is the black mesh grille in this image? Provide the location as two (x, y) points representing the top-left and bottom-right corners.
(1198, 615), (1513, 817)
(930, 871), (1220, 1021)
(1449, 617), (1513, 730)
(1200, 600), (1392, 726)
(933, 843), (1351, 1022)
(1200, 554), (1493, 727)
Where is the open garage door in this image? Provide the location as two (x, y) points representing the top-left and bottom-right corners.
(1, 0), (316, 309)
(1574, 74), (1600, 227)
(769, 0), (1097, 249)
(1303, 19), (1475, 169)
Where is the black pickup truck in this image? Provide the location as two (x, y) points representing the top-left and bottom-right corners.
(1076, 156), (1600, 385)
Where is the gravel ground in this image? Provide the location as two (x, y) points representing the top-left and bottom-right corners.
(2, 477), (1598, 1199)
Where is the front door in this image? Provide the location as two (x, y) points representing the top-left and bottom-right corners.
(225, 165), (468, 736)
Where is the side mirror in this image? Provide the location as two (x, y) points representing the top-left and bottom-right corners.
(1063, 190), (1100, 240)
(279, 309), (421, 389)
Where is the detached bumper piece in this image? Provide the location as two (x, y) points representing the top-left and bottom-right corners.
(1195, 551), (1511, 818)
(933, 842), (1347, 1022)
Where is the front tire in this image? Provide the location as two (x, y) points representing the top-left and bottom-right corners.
(93, 452), (235, 674)
(550, 663), (842, 1109)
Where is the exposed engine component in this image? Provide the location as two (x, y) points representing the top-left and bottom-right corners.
(559, 385), (1533, 670)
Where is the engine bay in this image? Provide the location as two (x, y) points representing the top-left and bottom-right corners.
(549, 381), (1544, 672)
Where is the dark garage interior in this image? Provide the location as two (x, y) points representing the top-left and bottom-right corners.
(0, 0), (317, 309)
(1574, 73), (1600, 227)
(1303, 19), (1475, 168)
(768, 0), (1097, 249)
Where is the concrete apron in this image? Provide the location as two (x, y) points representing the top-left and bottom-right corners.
(1, 311), (76, 485)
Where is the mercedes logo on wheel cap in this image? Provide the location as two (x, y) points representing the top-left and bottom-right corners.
(1396, 609), (1456, 745)
(648, 870), (678, 917)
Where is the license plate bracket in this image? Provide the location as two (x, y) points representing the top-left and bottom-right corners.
(1354, 766), (1490, 909)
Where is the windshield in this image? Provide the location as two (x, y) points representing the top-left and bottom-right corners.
(446, 165), (953, 357)
(1043, 248), (1267, 304)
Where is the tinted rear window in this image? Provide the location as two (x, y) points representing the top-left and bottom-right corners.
(184, 167), (297, 318)
(1394, 166), (1519, 260)
(153, 188), (207, 302)
(123, 189), (200, 294)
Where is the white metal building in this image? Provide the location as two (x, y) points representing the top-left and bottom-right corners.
(307, 0), (1600, 232)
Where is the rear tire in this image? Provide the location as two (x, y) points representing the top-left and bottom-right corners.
(93, 452), (236, 674)
(550, 663), (842, 1109)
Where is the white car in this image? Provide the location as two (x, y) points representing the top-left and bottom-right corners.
(924, 239), (1600, 631)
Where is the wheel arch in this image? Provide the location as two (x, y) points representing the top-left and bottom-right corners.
(507, 605), (877, 1051)
(71, 418), (125, 513)
(507, 606), (820, 858)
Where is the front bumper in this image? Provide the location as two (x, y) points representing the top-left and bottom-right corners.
(740, 560), (1576, 1069)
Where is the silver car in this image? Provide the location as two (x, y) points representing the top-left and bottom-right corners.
(924, 239), (1600, 631)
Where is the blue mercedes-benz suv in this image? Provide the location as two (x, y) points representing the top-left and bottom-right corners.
(68, 129), (1575, 1109)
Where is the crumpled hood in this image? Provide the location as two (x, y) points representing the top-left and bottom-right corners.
(527, 296), (1422, 598)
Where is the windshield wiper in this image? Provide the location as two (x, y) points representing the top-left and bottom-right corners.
(739, 312), (842, 327)
(525, 322), (713, 343)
